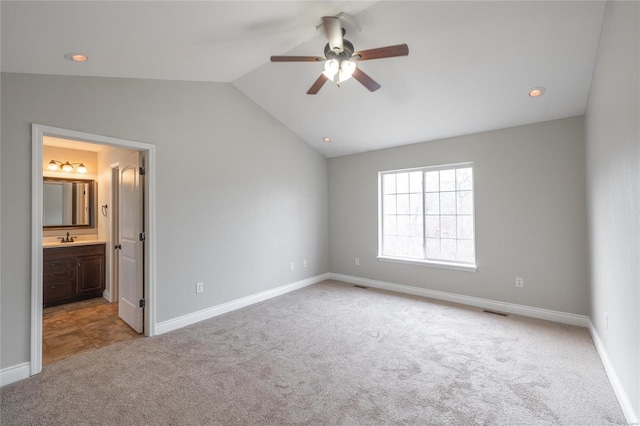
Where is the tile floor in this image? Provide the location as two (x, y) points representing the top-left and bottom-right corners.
(42, 297), (142, 365)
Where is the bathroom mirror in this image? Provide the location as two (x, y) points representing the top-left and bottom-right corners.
(43, 177), (96, 229)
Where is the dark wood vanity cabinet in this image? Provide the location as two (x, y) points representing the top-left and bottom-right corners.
(43, 243), (105, 307)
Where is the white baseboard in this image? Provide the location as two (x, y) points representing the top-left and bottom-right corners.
(328, 273), (590, 327)
(155, 273), (330, 335)
(0, 362), (30, 387)
(588, 322), (639, 425)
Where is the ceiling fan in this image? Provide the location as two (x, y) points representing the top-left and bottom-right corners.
(270, 15), (409, 95)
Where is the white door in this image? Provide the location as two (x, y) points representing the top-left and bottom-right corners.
(118, 152), (144, 333)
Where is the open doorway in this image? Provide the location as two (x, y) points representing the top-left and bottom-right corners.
(41, 141), (143, 364)
(32, 124), (156, 375)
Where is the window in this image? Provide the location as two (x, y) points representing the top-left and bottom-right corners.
(378, 163), (476, 271)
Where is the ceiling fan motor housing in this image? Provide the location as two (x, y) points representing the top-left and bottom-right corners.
(324, 39), (354, 61)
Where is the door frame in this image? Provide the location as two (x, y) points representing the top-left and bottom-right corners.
(109, 163), (120, 303)
(31, 124), (157, 376)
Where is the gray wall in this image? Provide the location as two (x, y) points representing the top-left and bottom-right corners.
(329, 116), (589, 315)
(585, 0), (639, 418)
(0, 73), (329, 369)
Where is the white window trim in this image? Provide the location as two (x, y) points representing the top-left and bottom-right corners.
(378, 162), (477, 271)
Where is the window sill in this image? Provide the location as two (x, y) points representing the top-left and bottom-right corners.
(377, 256), (477, 272)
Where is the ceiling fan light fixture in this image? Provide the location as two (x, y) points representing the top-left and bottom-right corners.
(338, 60), (356, 82)
(338, 69), (352, 83)
(323, 59), (340, 79)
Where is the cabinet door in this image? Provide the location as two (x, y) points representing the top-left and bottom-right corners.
(77, 254), (105, 295)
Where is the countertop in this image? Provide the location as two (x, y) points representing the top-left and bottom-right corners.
(43, 240), (107, 248)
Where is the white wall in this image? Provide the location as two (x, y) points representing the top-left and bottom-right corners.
(585, 0), (640, 421)
(0, 73), (329, 369)
(329, 117), (589, 315)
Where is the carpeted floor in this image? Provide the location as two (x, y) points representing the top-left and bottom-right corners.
(1, 280), (626, 425)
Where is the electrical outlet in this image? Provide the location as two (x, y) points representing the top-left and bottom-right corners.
(303, 260), (307, 268)
(515, 277), (524, 288)
(290, 262), (295, 271)
(196, 282), (204, 294)
(355, 258), (360, 266)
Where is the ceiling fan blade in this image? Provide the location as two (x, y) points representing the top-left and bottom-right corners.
(271, 56), (324, 62)
(322, 16), (344, 53)
(307, 74), (329, 95)
(352, 67), (381, 92)
(354, 44), (409, 61)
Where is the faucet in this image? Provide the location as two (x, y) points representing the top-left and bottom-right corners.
(59, 232), (75, 243)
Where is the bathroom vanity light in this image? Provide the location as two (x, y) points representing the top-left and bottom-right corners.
(47, 160), (87, 173)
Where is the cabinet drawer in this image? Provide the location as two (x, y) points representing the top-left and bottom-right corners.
(44, 258), (74, 272)
(43, 280), (74, 301)
(44, 269), (75, 282)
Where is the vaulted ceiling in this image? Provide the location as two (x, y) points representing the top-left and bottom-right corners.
(1, 1), (605, 157)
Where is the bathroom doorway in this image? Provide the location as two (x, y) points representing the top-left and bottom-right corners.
(32, 124), (156, 375)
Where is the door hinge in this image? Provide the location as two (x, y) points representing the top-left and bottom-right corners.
(139, 166), (146, 176)
(139, 232), (145, 242)
(139, 299), (145, 308)
(114, 244), (121, 250)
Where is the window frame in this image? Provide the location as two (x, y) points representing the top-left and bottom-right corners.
(377, 162), (477, 272)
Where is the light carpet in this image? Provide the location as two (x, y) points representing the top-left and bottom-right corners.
(1, 280), (626, 425)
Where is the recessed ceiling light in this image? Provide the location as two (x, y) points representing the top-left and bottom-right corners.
(323, 137), (331, 143)
(529, 87), (546, 98)
(64, 53), (88, 62)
